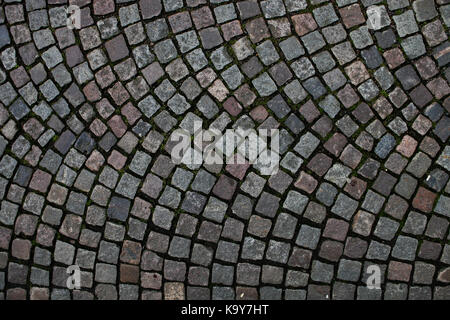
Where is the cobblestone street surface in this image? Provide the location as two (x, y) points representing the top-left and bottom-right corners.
(0, 0), (449, 300)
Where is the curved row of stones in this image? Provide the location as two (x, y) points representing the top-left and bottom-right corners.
(0, 0), (449, 300)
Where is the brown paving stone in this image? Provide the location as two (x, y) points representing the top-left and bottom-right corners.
(29, 170), (52, 193)
(294, 171), (318, 194)
(292, 13), (317, 36)
(105, 35), (129, 62)
(344, 177), (367, 200)
(396, 135), (418, 158)
(319, 240), (344, 262)
(221, 20), (243, 41)
(339, 4), (365, 29)
(212, 175), (238, 200)
(323, 219), (349, 242)
(384, 48), (405, 69)
(345, 60), (370, 85)
(412, 187), (437, 213)
(94, 0), (115, 15)
(388, 261), (412, 282)
(120, 264), (140, 283)
(245, 18), (270, 43)
(307, 153), (333, 176)
(191, 6), (215, 30)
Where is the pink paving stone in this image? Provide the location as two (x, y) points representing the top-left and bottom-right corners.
(323, 218), (349, 242)
(83, 81), (102, 102)
(212, 175), (238, 200)
(221, 20), (243, 41)
(292, 13), (317, 36)
(108, 115), (128, 138)
(223, 97), (243, 117)
(93, 0), (115, 15)
(438, 268), (450, 283)
(131, 197), (152, 220)
(337, 84), (360, 108)
(89, 118), (108, 137)
(11, 238), (31, 260)
(196, 67), (216, 88)
(79, 7), (94, 29)
(23, 118), (44, 140)
(372, 96), (393, 119)
(339, 4), (365, 29)
(388, 261), (412, 282)
(141, 272), (162, 289)
(419, 136), (441, 157)
(65, 45), (84, 68)
(142, 62), (164, 86)
(29, 169), (52, 193)
(225, 154), (250, 180)
(108, 82), (130, 105)
(250, 105), (269, 123)
(307, 153), (333, 176)
(389, 87), (408, 108)
(140, 0), (162, 19)
(345, 60), (370, 85)
(208, 79), (229, 102)
(7, 288), (27, 300)
(245, 17), (270, 43)
(294, 171), (318, 194)
(396, 135), (418, 158)
(30, 288), (49, 300)
(344, 177), (367, 200)
(324, 133), (348, 157)
(10, 66), (30, 88)
(105, 35), (129, 62)
(319, 240), (344, 262)
(0, 226), (12, 249)
(95, 66), (116, 89)
(121, 103), (142, 125)
(412, 187), (436, 213)
(141, 173), (163, 199)
(47, 183), (68, 205)
(15, 215), (38, 236)
(191, 6), (215, 30)
(427, 77), (450, 99)
(299, 100), (320, 123)
(355, 215), (376, 237)
(25, 145), (42, 167)
(108, 150), (127, 170)
(339, 144), (362, 169)
(415, 56), (438, 80)
(412, 114), (432, 135)
(234, 84), (256, 107)
(85, 150), (105, 172)
(383, 48), (405, 69)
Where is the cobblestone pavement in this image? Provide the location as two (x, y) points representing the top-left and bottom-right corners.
(0, 0), (449, 301)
